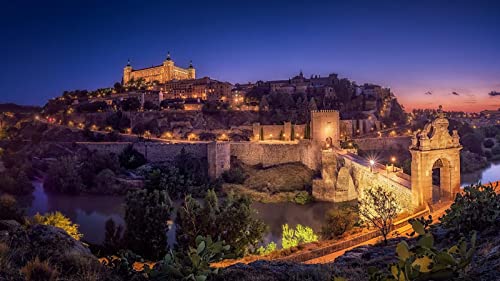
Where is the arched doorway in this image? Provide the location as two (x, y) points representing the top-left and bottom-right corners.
(409, 106), (462, 208)
(431, 158), (452, 203)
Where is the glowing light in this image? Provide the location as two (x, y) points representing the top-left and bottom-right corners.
(369, 160), (375, 166)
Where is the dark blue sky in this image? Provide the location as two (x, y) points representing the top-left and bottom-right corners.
(1, 0), (499, 111)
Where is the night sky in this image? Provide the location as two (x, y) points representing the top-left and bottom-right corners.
(1, 0), (499, 111)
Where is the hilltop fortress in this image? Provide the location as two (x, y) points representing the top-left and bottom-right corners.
(123, 52), (195, 84)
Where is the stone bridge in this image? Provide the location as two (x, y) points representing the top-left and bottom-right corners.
(312, 106), (461, 211)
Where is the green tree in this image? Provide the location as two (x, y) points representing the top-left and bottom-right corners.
(358, 186), (401, 245)
(44, 156), (84, 194)
(175, 190), (266, 257)
(124, 189), (173, 259)
(33, 211), (83, 240)
(440, 183), (499, 235)
(103, 218), (124, 254)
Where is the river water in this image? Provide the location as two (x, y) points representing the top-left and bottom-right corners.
(24, 161), (500, 245)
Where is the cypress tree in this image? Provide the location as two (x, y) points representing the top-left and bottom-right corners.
(291, 124), (295, 141)
(260, 127), (264, 141)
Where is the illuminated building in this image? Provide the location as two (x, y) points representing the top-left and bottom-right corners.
(123, 52), (195, 84)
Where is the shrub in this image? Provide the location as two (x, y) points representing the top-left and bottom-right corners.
(33, 211), (83, 240)
(124, 189), (173, 259)
(483, 138), (495, 148)
(176, 190), (267, 257)
(293, 191), (313, 205)
(321, 208), (357, 239)
(440, 183), (499, 235)
(221, 167), (247, 184)
(461, 132), (484, 154)
(256, 242), (277, 256)
(356, 219), (477, 281)
(148, 236), (231, 281)
(0, 194), (25, 222)
(281, 224), (318, 249)
(44, 156), (84, 194)
(119, 145), (146, 169)
(20, 257), (59, 281)
(103, 218), (124, 254)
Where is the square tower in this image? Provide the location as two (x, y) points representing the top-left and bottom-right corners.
(311, 110), (340, 147)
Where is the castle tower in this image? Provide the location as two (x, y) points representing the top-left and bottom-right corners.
(188, 60), (196, 79)
(162, 52), (174, 81)
(410, 106), (462, 209)
(310, 110), (340, 148)
(123, 59), (133, 85)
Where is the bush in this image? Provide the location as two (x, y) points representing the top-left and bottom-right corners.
(293, 191), (313, 205)
(124, 189), (173, 259)
(281, 224), (318, 249)
(120, 97), (141, 112)
(0, 194), (24, 222)
(351, 219), (477, 281)
(44, 156), (84, 194)
(256, 242), (277, 256)
(0, 169), (32, 195)
(461, 132), (484, 154)
(222, 167), (247, 184)
(321, 208), (357, 239)
(147, 236), (231, 281)
(20, 257), (59, 281)
(176, 190), (267, 257)
(33, 211), (83, 240)
(440, 183), (499, 235)
(483, 138), (495, 148)
(119, 145), (146, 169)
(103, 218), (124, 254)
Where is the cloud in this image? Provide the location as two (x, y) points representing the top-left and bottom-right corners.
(424, 91), (432, 95)
(488, 91), (500, 97)
(451, 91), (460, 96)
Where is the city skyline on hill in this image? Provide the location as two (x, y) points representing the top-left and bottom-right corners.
(0, 0), (499, 112)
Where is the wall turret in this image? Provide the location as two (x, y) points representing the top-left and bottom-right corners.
(188, 60), (196, 79)
(123, 59), (133, 85)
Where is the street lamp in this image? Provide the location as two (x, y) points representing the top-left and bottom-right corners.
(369, 159), (375, 172)
(391, 156), (396, 172)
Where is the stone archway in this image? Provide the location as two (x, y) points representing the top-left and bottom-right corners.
(431, 158), (452, 203)
(410, 106), (462, 208)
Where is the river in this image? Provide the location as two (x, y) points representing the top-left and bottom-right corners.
(24, 161), (500, 245)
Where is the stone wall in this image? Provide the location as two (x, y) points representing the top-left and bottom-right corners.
(230, 140), (321, 171)
(207, 142), (231, 179)
(77, 142), (208, 163)
(354, 136), (411, 151)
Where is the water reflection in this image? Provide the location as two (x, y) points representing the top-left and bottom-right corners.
(25, 160), (500, 246)
(461, 162), (500, 186)
(27, 182), (125, 244)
